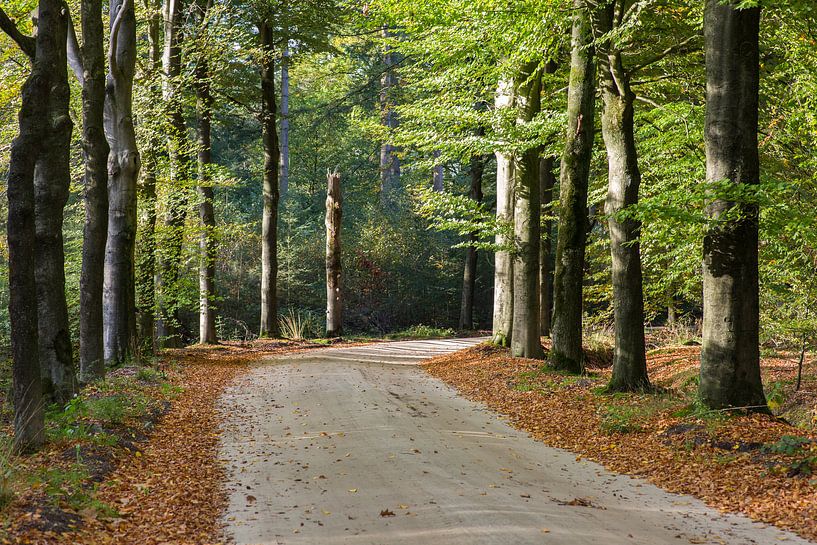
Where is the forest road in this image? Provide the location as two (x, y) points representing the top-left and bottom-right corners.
(219, 338), (812, 545)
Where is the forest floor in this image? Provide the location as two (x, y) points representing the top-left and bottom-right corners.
(0, 337), (362, 545)
(424, 336), (817, 542)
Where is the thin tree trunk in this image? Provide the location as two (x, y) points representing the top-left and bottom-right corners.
(156, 0), (188, 349)
(5, 6), (47, 453)
(259, 20), (280, 338)
(73, 0), (110, 383)
(103, 0), (140, 365)
(699, 0), (767, 411)
(280, 44), (290, 197)
(195, 17), (217, 344)
(459, 153), (483, 330)
(511, 64), (544, 360)
(551, 0), (596, 373)
(379, 26), (400, 207)
(492, 80), (515, 347)
(34, 1), (75, 403)
(135, 0), (162, 356)
(539, 155), (555, 337)
(432, 150), (444, 192)
(325, 171), (342, 337)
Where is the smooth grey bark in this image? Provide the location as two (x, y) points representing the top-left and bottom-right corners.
(195, 0), (217, 345)
(511, 65), (544, 360)
(135, 0), (162, 356)
(551, 0), (596, 373)
(34, 0), (75, 403)
(3, 6), (46, 453)
(432, 150), (444, 192)
(379, 26), (400, 207)
(259, 20), (280, 338)
(156, 0), (188, 348)
(459, 153), (484, 330)
(325, 171), (343, 337)
(280, 44), (290, 197)
(699, 0), (767, 411)
(539, 155), (555, 338)
(599, 2), (649, 392)
(103, 0), (141, 364)
(491, 77), (515, 347)
(70, 0), (111, 383)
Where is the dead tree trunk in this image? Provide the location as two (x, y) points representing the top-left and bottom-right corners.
(69, 0), (110, 384)
(551, 0), (596, 373)
(491, 77), (515, 347)
(510, 64), (544, 360)
(34, 0), (75, 403)
(2, 5), (46, 453)
(459, 153), (484, 330)
(258, 19), (280, 338)
(699, 0), (767, 411)
(325, 171), (343, 337)
(103, 0), (141, 364)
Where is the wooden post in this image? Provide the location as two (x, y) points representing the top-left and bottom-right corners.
(325, 170), (343, 337)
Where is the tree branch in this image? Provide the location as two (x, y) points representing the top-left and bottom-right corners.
(0, 6), (35, 59)
(65, 6), (85, 85)
(108, 0), (130, 78)
(629, 34), (700, 75)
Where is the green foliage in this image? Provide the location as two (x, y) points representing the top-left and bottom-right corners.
(763, 435), (811, 456)
(385, 324), (455, 340)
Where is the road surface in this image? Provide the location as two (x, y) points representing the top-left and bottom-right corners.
(218, 338), (811, 545)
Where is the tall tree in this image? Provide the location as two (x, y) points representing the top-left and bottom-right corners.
(325, 170), (342, 337)
(379, 26), (400, 207)
(194, 0), (217, 344)
(491, 76), (515, 347)
(598, 1), (649, 392)
(550, 0), (597, 373)
(459, 152), (483, 330)
(156, 0), (188, 348)
(510, 63), (544, 360)
(258, 18), (280, 337)
(68, 0), (111, 383)
(539, 154), (555, 337)
(103, 0), (141, 364)
(135, 0), (163, 356)
(699, 0), (767, 411)
(1, 3), (45, 452)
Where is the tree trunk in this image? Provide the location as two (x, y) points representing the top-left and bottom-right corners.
(325, 171), (343, 337)
(432, 150), (444, 192)
(78, 0), (110, 383)
(280, 44), (290, 197)
(699, 0), (767, 411)
(492, 78), (515, 347)
(34, 1), (75, 403)
(379, 26), (400, 207)
(259, 20), (280, 338)
(103, 0), (140, 365)
(511, 64), (544, 360)
(6, 8), (48, 453)
(539, 155), (555, 337)
(156, 0), (187, 349)
(459, 153), (483, 330)
(551, 0), (596, 373)
(599, 4), (649, 392)
(135, 0), (162, 356)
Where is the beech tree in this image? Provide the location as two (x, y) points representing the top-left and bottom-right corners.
(325, 170), (342, 337)
(699, 0), (767, 411)
(551, 0), (596, 373)
(103, 0), (141, 364)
